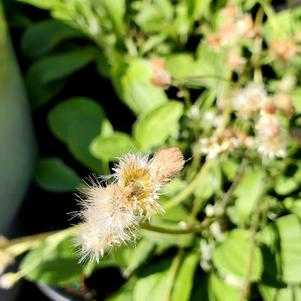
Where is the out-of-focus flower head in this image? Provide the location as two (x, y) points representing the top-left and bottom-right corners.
(207, 4), (255, 50)
(232, 85), (268, 119)
(255, 113), (287, 159)
(150, 58), (172, 88)
(269, 38), (299, 63)
(279, 75), (296, 93)
(272, 93), (294, 118)
(227, 49), (247, 72)
(199, 129), (240, 159)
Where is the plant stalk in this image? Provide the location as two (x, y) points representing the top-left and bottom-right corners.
(163, 159), (212, 210)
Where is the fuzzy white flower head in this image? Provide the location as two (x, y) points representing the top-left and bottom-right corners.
(76, 184), (140, 263)
(233, 85), (268, 119)
(75, 148), (185, 262)
(199, 130), (240, 159)
(227, 50), (246, 72)
(255, 113), (287, 159)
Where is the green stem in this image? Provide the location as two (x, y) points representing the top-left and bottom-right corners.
(163, 250), (184, 301)
(239, 190), (265, 301)
(173, 75), (232, 86)
(1, 219), (212, 258)
(1, 227), (77, 255)
(140, 218), (213, 235)
(163, 159), (212, 210)
(216, 158), (248, 216)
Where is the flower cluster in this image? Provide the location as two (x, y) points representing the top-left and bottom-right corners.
(232, 85), (268, 119)
(255, 112), (287, 159)
(232, 85), (292, 159)
(207, 4), (255, 50)
(76, 147), (184, 262)
(199, 84), (293, 160)
(199, 129), (241, 159)
(269, 38), (299, 63)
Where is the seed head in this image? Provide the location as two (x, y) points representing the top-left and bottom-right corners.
(75, 148), (185, 262)
(151, 147), (185, 184)
(255, 113), (287, 159)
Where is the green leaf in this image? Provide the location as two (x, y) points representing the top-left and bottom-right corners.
(260, 214), (301, 283)
(213, 229), (263, 283)
(290, 89), (301, 114)
(233, 169), (264, 225)
(106, 285), (133, 301)
(195, 44), (225, 86)
(38, 48), (96, 83)
(34, 158), (81, 192)
(18, 0), (59, 9)
(134, 101), (183, 150)
(134, 0), (173, 33)
(101, 0), (126, 37)
(162, 204), (189, 223)
(263, 7), (301, 42)
(26, 48), (96, 108)
(133, 260), (170, 301)
(113, 240), (154, 276)
(283, 197), (301, 218)
(21, 20), (82, 58)
(165, 53), (198, 79)
(90, 132), (138, 161)
(166, 48), (225, 88)
(208, 273), (240, 301)
(171, 252), (199, 301)
(48, 97), (107, 172)
(20, 236), (83, 286)
(275, 176), (298, 195)
(141, 228), (193, 249)
(259, 284), (301, 301)
(194, 160), (221, 200)
(115, 58), (168, 115)
(221, 159), (239, 181)
(185, 0), (211, 21)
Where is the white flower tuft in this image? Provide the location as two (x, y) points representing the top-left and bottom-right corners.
(74, 147), (185, 262)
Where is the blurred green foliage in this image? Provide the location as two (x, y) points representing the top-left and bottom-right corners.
(2, 0), (301, 300)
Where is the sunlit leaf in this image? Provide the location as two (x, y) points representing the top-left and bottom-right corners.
(134, 101), (183, 150)
(260, 214), (301, 283)
(113, 58), (168, 115)
(213, 229), (263, 283)
(90, 132), (138, 161)
(171, 252), (199, 301)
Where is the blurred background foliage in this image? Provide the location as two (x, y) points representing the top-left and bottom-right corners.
(2, 0), (301, 300)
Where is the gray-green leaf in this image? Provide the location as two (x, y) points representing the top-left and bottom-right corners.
(34, 158), (81, 192)
(48, 97), (108, 172)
